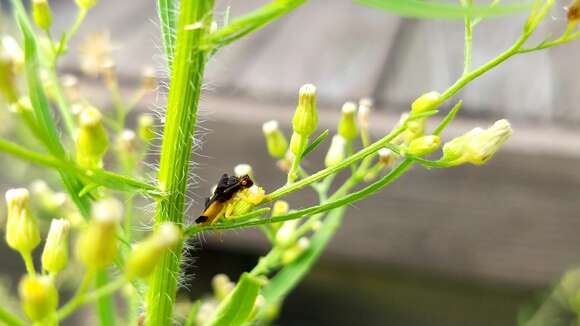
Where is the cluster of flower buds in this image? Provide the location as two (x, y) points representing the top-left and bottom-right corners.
(394, 91), (442, 146)
(224, 164), (266, 217)
(441, 119), (513, 166)
(76, 198), (123, 269)
(290, 84), (318, 158)
(32, 0), (53, 31)
(18, 275), (58, 322)
(75, 105), (109, 169)
(125, 222), (181, 279)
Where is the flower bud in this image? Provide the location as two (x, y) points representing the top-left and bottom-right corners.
(378, 148), (395, 166)
(138, 114), (156, 143)
(406, 135), (441, 157)
(211, 274), (234, 301)
(276, 220), (299, 248)
(568, 0), (580, 24)
(411, 91), (441, 115)
(324, 135), (346, 167)
(292, 84), (318, 137)
(125, 222), (181, 279)
(76, 198), (123, 269)
(262, 120), (288, 159)
(282, 237), (309, 265)
(442, 119), (513, 166)
(227, 185), (266, 217)
(116, 129), (138, 169)
(19, 275), (58, 322)
(141, 66), (156, 91)
(75, 0), (98, 10)
(358, 101), (372, 129)
(75, 106), (108, 169)
(41, 219), (70, 274)
(289, 132), (308, 157)
(234, 164), (253, 179)
(338, 102), (358, 140)
(272, 200), (289, 217)
(5, 188), (40, 254)
(32, 0), (52, 31)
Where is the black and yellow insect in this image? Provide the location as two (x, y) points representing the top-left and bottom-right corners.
(195, 174), (253, 225)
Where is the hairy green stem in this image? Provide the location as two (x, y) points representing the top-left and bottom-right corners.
(146, 1), (215, 325)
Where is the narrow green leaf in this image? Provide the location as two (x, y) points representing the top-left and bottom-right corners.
(185, 301), (201, 326)
(301, 129), (329, 159)
(95, 270), (117, 326)
(157, 0), (177, 67)
(207, 273), (262, 326)
(356, 0), (532, 19)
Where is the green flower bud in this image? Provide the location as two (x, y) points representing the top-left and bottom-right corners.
(282, 237), (309, 265)
(0, 51), (18, 103)
(292, 84), (318, 137)
(324, 135), (346, 167)
(125, 222), (181, 279)
(378, 148), (395, 167)
(262, 120), (288, 159)
(75, 0), (98, 10)
(41, 219), (70, 274)
(338, 102), (358, 140)
(138, 114), (156, 143)
(32, 0), (52, 31)
(272, 200), (289, 217)
(411, 91), (441, 115)
(289, 132), (308, 157)
(406, 135), (441, 157)
(276, 220), (298, 248)
(357, 101), (372, 129)
(227, 185), (266, 217)
(212, 274), (234, 301)
(5, 188), (40, 254)
(75, 106), (108, 169)
(19, 275), (58, 322)
(234, 164), (253, 179)
(442, 119), (513, 166)
(76, 198), (122, 269)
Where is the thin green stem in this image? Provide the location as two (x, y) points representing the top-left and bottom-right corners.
(21, 252), (36, 275)
(45, 64), (75, 139)
(54, 270), (94, 323)
(461, 0), (474, 76)
(146, 1), (215, 325)
(0, 306), (25, 326)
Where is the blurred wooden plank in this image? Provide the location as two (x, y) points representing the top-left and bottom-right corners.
(189, 95), (580, 287)
(231, 0), (402, 103)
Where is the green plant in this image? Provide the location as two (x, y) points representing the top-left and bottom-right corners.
(0, 0), (578, 325)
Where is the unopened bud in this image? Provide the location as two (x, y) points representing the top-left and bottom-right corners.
(272, 200), (289, 217)
(19, 275), (58, 322)
(75, 0), (98, 10)
(138, 114), (156, 143)
(292, 84), (318, 137)
(125, 223), (181, 279)
(358, 101), (372, 129)
(338, 102), (358, 140)
(378, 148), (395, 166)
(212, 274), (234, 301)
(442, 119), (513, 166)
(76, 198), (122, 269)
(228, 185), (266, 217)
(324, 135), (346, 167)
(282, 237), (309, 265)
(289, 132), (308, 157)
(5, 189), (40, 254)
(141, 66), (156, 91)
(32, 0), (52, 31)
(276, 219), (299, 248)
(411, 91), (441, 115)
(116, 129), (137, 154)
(262, 120), (288, 159)
(75, 106), (108, 169)
(406, 135), (440, 157)
(568, 0), (580, 24)
(41, 219), (70, 274)
(234, 164), (253, 179)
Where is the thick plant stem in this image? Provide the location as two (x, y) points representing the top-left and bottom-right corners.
(145, 1), (214, 325)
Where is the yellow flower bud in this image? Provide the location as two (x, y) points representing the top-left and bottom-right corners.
(138, 114), (156, 143)
(227, 185), (266, 217)
(76, 198), (123, 269)
(211, 274), (234, 301)
(272, 200), (289, 217)
(262, 120), (288, 159)
(75, 106), (108, 169)
(233, 164), (253, 179)
(75, 0), (98, 10)
(324, 135), (346, 167)
(442, 119), (513, 166)
(357, 101), (372, 129)
(406, 135), (441, 157)
(378, 148), (395, 167)
(32, 0), (52, 31)
(19, 275), (58, 322)
(411, 91), (441, 115)
(276, 220), (299, 248)
(41, 219), (70, 274)
(5, 189), (40, 254)
(292, 84), (318, 137)
(125, 223), (181, 279)
(282, 237), (310, 265)
(289, 132), (308, 157)
(338, 102), (358, 140)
